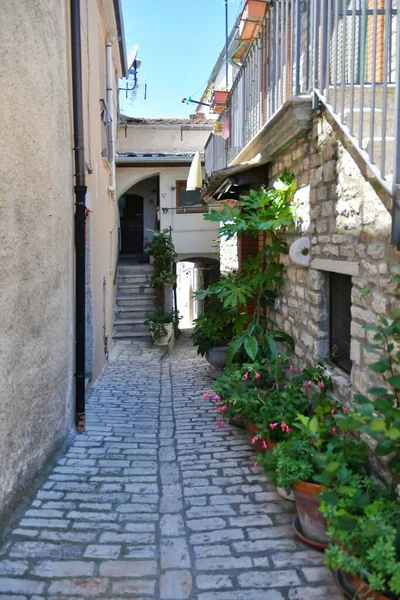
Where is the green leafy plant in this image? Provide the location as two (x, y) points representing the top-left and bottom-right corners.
(259, 411), (367, 492)
(145, 308), (180, 341)
(145, 229), (177, 291)
(145, 229), (180, 339)
(191, 307), (241, 357)
(197, 172), (297, 363)
(334, 281), (400, 472)
(320, 478), (400, 596)
(151, 270), (177, 287)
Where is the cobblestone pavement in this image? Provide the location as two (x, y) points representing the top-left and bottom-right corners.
(0, 334), (344, 599)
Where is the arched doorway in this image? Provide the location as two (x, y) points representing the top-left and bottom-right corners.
(118, 175), (159, 260)
(119, 194), (144, 254)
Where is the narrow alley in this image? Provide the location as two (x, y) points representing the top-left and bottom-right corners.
(0, 335), (343, 600)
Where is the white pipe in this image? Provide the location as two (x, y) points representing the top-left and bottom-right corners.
(106, 39), (116, 197)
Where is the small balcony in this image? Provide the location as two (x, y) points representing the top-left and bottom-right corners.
(205, 0), (398, 201)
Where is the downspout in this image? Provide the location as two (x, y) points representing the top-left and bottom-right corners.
(71, 0), (86, 432)
(107, 39), (120, 282)
(106, 39), (116, 197)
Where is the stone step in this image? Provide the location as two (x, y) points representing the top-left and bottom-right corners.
(114, 307), (152, 320)
(116, 296), (156, 309)
(117, 285), (155, 296)
(118, 264), (153, 275)
(114, 319), (149, 334)
(118, 275), (152, 285)
(116, 292), (155, 301)
(112, 331), (153, 342)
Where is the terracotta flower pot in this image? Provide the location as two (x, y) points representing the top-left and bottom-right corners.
(353, 575), (393, 600)
(291, 480), (329, 545)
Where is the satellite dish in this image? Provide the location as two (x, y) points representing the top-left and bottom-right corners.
(127, 44), (140, 74)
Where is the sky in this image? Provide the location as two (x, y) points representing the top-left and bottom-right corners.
(119, 0), (240, 118)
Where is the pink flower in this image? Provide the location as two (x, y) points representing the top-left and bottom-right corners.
(330, 409), (335, 415)
(216, 418), (225, 428)
(214, 394), (221, 402)
(218, 405), (227, 413)
(281, 422), (287, 431)
(253, 462), (258, 467)
(255, 372), (261, 379)
(305, 381), (312, 388)
(343, 406), (350, 413)
(203, 391), (213, 399)
(331, 427), (337, 435)
(262, 440), (268, 449)
(320, 382), (325, 389)
(269, 423), (278, 430)
(289, 365), (294, 373)
(243, 372), (249, 380)
(250, 436), (259, 445)
(285, 426), (292, 433)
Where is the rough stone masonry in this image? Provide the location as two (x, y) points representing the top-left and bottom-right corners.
(0, 336), (343, 599)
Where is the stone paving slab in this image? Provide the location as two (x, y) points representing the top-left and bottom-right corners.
(0, 335), (344, 599)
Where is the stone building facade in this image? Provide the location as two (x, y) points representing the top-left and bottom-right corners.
(266, 113), (399, 404)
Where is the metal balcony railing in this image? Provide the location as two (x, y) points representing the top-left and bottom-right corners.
(205, 0), (398, 200)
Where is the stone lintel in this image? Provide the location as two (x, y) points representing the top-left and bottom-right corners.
(310, 258), (360, 277)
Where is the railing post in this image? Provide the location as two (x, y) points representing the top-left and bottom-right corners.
(295, 0), (301, 95)
(319, 0), (329, 97)
(392, 0), (400, 245)
(312, 0), (320, 108)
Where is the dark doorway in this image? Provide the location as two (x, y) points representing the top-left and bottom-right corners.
(120, 194), (144, 253)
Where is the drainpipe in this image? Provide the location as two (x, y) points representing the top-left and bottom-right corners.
(71, 0), (86, 432)
(106, 39), (116, 197)
(107, 38), (120, 282)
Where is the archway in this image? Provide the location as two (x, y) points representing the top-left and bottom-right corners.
(176, 257), (220, 328)
(118, 175), (159, 260)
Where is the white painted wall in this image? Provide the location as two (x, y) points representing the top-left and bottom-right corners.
(176, 262), (201, 328)
(117, 166), (219, 261)
(118, 125), (211, 155)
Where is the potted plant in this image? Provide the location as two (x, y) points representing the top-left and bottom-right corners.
(145, 308), (180, 346)
(260, 408), (367, 547)
(320, 295), (400, 599)
(320, 478), (400, 600)
(210, 87), (229, 114)
(191, 298), (239, 368)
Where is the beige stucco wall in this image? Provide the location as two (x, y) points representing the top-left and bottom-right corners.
(117, 166), (219, 260)
(81, 0), (123, 380)
(0, 0), (74, 523)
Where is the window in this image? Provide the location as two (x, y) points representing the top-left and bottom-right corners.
(330, 272), (352, 373)
(176, 181), (206, 213)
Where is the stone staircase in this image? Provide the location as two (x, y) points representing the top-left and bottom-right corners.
(113, 263), (155, 342)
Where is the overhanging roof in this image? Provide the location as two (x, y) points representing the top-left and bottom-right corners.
(113, 0), (127, 77)
(202, 96), (313, 201)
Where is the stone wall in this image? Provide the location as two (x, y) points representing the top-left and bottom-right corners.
(267, 114), (400, 403)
